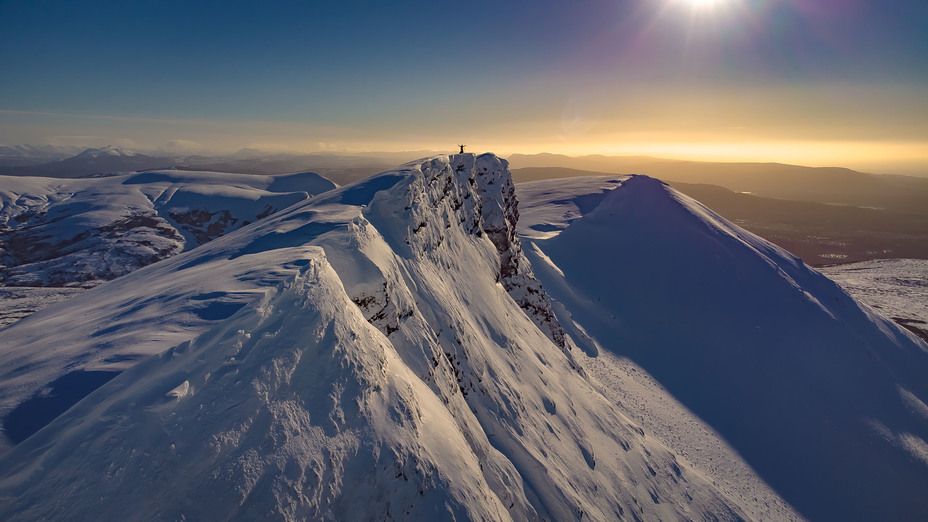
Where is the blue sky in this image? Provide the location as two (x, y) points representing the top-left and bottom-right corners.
(2, 0), (927, 172)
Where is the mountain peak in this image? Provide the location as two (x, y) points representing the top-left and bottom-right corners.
(0, 153), (749, 520)
(73, 145), (139, 159)
(519, 173), (928, 521)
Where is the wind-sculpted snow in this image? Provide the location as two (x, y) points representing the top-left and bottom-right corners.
(0, 254), (516, 521)
(0, 169), (334, 286)
(0, 155), (749, 520)
(519, 175), (928, 521)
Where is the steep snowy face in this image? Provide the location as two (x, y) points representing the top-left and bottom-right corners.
(519, 175), (928, 521)
(0, 155), (750, 520)
(0, 253), (515, 521)
(0, 170), (335, 286)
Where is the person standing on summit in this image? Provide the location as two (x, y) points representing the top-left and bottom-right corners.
(458, 144), (465, 153)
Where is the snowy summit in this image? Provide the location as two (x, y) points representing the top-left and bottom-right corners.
(0, 154), (926, 520)
(72, 145), (139, 159)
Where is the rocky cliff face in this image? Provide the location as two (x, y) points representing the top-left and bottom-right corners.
(467, 155), (569, 355)
(351, 153), (567, 355)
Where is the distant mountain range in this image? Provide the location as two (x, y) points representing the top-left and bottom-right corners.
(6, 147), (927, 210)
(0, 144), (84, 166)
(0, 146), (435, 185)
(0, 146), (182, 177)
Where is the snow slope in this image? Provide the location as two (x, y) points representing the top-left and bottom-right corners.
(0, 287), (84, 328)
(0, 155), (750, 520)
(518, 175), (928, 521)
(0, 169), (335, 286)
(819, 259), (928, 342)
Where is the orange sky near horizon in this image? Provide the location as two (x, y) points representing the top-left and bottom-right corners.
(2, 1), (927, 176)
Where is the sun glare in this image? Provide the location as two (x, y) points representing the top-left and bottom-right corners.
(687, 0), (722, 8)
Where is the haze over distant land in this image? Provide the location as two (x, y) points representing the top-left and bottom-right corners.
(2, 1), (927, 175)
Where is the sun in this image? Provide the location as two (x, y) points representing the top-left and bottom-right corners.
(675, 0), (729, 14)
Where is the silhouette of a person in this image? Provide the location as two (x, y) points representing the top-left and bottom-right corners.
(458, 144), (465, 154)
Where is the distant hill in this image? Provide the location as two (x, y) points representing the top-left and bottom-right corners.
(668, 181), (928, 265)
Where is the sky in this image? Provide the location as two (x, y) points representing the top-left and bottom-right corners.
(1, 0), (927, 173)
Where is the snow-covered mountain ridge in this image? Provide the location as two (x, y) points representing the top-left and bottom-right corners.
(0, 169), (335, 286)
(518, 174), (928, 521)
(0, 145), (83, 167)
(71, 145), (139, 159)
(0, 156), (925, 520)
(0, 154), (757, 520)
